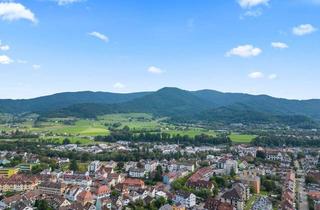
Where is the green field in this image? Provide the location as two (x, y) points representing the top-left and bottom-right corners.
(229, 133), (256, 143)
(0, 113), (255, 145)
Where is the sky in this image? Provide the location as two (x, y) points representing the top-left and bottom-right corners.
(0, 0), (319, 99)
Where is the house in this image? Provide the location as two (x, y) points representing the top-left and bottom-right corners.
(64, 185), (83, 201)
(281, 172), (296, 210)
(163, 172), (180, 184)
(168, 161), (195, 172)
(173, 190), (196, 208)
(46, 195), (71, 209)
(187, 180), (214, 191)
(216, 159), (238, 175)
(265, 151), (284, 161)
(189, 167), (214, 182)
(122, 178), (145, 191)
(0, 167), (19, 178)
(159, 204), (186, 210)
(0, 174), (39, 192)
(129, 167), (146, 178)
(156, 191), (168, 199)
(238, 173), (260, 194)
(90, 183), (111, 199)
(61, 174), (92, 187)
(0, 190), (41, 209)
(77, 190), (93, 206)
(204, 197), (234, 210)
(221, 183), (250, 210)
(38, 182), (66, 195)
(88, 161), (101, 174)
(124, 161), (137, 172)
(144, 160), (158, 172)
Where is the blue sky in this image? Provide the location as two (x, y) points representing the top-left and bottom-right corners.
(0, 0), (319, 99)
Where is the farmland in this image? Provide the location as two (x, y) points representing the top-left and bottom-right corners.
(0, 113), (255, 144)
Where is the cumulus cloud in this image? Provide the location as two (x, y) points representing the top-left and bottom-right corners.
(0, 2), (37, 23)
(292, 24), (317, 36)
(248, 71), (264, 79)
(148, 66), (163, 74)
(113, 82), (126, 89)
(56, 0), (84, 6)
(268, 74), (277, 80)
(226, 45), (262, 58)
(32, 64), (41, 70)
(0, 41), (9, 51)
(238, 0), (269, 8)
(0, 55), (13, 64)
(88, 31), (109, 42)
(271, 42), (288, 49)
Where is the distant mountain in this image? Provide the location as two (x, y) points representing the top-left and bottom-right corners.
(196, 103), (317, 128)
(1, 87), (320, 127)
(0, 91), (150, 113)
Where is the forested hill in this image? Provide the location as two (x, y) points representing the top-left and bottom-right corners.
(1, 87), (320, 127)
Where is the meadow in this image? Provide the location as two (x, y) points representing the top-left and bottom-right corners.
(0, 113), (255, 144)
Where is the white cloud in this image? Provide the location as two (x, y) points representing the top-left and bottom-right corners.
(88, 31), (109, 42)
(0, 2), (37, 23)
(0, 45), (9, 51)
(268, 74), (277, 80)
(248, 71), (264, 79)
(238, 0), (269, 8)
(56, 0), (84, 6)
(113, 82), (126, 89)
(271, 42), (288, 49)
(292, 24), (317, 36)
(32, 64), (41, 70)
(226, 45), (262, 58)
(243, 9), (263, 17)
(0, 55), (13, 64)
(148, 66), (163, 74)
(17, 59), (28, 64)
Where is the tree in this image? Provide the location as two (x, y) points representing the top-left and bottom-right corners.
(69, 159), (78, 172)
(230, 167), (236, 177)
(154, 165), (163, 182)
(153, 197), (167, 209)
(256, 150), (266, 159)
(137, 162), (144, 169)
(34, 199), (52, 210)
(62, 138), (71, 145)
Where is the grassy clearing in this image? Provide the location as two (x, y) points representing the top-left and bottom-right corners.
(164, 129), (216, 137)
(99, 113), (161, 130)
(41, 136), (93, 144)
(229, 133), (256, 143)
(245, 195), (258, 210)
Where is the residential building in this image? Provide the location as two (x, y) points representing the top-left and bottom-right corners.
(173, 190), (196, 208)
(38, 182), (66, 195)
(0, 167), (19, 178)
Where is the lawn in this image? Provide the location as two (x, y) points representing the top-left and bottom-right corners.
(99, 113), (161, 130)
(41, 136), (93, 144)
(245, 195), (258, 210)
(229, 133), (256, 143)
(164, 128), (216, 137)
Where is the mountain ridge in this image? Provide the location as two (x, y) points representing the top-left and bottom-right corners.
(1, 87), (320, 127)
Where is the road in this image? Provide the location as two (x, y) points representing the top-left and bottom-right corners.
(296, 175), (308, 210)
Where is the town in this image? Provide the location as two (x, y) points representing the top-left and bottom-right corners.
(0, 139), (318, 210)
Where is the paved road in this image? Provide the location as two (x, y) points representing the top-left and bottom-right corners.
(297, 177), (308, 210)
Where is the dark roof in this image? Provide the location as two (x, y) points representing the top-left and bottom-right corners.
(221, 188), (242, 201)
(175, 190), (192, 199)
